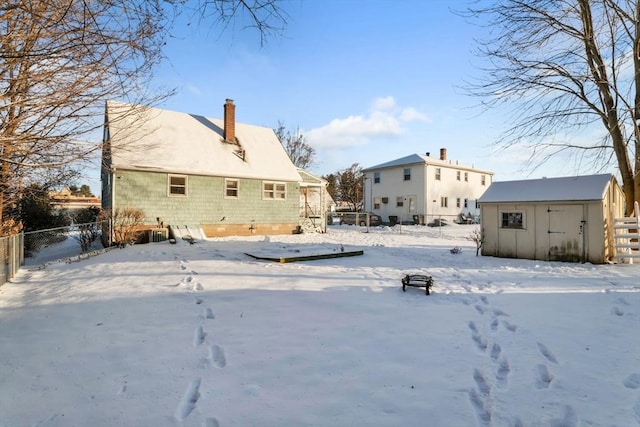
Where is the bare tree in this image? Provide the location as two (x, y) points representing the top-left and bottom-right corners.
(274, 121), (316, 169)
(0, 0), (289, 236)
(336, 163), (364, 211)
(463, 0), (639, 214)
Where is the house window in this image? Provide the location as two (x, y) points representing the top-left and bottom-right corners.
(456, 171), (461, 181)
(225, 179), (239, 198)
(501, 211), (524, 229)
(464, 199), (468, 208)
(404, 168), (411, 181)
(456, 198), (461, 208)
(435, 168), (441, 180)
(396, 197), (404, 207)
(374, 197), (381, 209)
(481, 175), (486, 186)
(263, 181), (286, 200)
(168, 174), (187, 196)
(464, 172), (468, 182)
(374, 172), (380, 184)
(440, 197), (448, 208)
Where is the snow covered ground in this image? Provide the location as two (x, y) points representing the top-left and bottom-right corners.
(1, 224), (639, 427)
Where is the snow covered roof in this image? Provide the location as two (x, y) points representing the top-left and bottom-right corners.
(298, 169), (327, 187)
(479, 174), (615, 203)
(105, 100), (301, 182)
(364, 153), (494, 174)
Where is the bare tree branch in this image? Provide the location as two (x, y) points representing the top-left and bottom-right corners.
(462, 0), (639, 214)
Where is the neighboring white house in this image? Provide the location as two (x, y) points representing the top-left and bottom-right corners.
(478, 174), (625, 264)
(363, 148), (494, 225)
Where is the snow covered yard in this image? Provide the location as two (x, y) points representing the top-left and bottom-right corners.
(1, 224), (639, 427)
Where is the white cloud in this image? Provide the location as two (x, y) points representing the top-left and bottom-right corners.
(370, 96), (396, 111)
(305, 97), (430, 149)
(400, 107), (431, 123)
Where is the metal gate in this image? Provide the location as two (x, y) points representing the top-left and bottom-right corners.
(548, 205), (584, 262)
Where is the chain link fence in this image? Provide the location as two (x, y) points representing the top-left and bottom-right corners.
(1, 233), (23, 285)
(23, 221), (106, 266)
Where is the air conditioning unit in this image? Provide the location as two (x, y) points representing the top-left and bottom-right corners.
(149, 228), (169, 243)
(381, 197), (389, 204)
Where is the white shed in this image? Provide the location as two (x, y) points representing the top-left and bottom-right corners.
(478, 174), (625, 264)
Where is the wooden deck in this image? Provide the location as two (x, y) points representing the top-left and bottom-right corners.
(245, 249), (364, 263)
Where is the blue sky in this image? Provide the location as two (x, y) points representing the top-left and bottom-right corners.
(89, 0), (594, 193)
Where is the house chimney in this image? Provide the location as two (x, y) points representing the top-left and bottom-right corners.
(223, 98), (236, 143)
(440, 148), (447, 161)
(426, 152), (430, 157)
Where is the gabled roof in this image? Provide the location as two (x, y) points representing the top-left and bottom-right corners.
(105, 100), (301, 182)
(363, 153), (494, 174)
(298, 169), (327, 187)
(478, 174), (615, 203)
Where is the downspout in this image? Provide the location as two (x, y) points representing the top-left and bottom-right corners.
(111, 167), (116, 246)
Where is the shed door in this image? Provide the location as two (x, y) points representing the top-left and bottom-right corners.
(548, 205), (584, 262)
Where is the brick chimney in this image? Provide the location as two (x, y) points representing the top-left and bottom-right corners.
(223, 99), (236, 143)
(440, 148), (447, 161)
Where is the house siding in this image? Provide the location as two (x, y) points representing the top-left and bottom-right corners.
(112, 169), (300, 236)
(365, 161), (492, 224)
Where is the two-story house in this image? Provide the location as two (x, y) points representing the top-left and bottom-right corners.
(363, 148), (494, 225)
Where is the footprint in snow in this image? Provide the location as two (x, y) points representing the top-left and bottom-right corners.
(496, 357), (510, 389)
(472, 333), (488, 352)
(612, 306), (624, 316)
(623, 373), (640, 389)
(204, 418), (220, 427)
(490, 343), (501, 362)
(468, 388), (491, 426)
(475, 304), (486, 315)
(174, 378), (201, 422)
(537, 342), (558, 364)
(535, 364), (553, 389)
(502, 320), (517, 332)
(209, 344), (226, 368)
(193, 325), (206, 347)
(473, 368), (491, 396)
(195, 297), (203, 305)
(204, 308), (215, 319)
(468, 321), (478, 333)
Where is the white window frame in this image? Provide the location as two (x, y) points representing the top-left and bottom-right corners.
(403, 168), (411, 181)
(374, 172), (380, 184)
(225, 178), (239, 198)
(396, 197), (404, 207)
(440, 196), (448, 208)
(435, 168), (441, 180)
(500, 210), (526, 229)
(456, 171), (461, 181)
(464, 172), (468, 182)
(373, 197), (381, 209)
(481, 175), (486, 186)
(168, 174), (187, 197)
(263, 181), (286, 200)
(456, 198), (461, 208)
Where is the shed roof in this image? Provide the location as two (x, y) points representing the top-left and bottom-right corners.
(364, 153), (493, 174)
(105, 100), (301, 182)
(478, 174), (614, 203)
